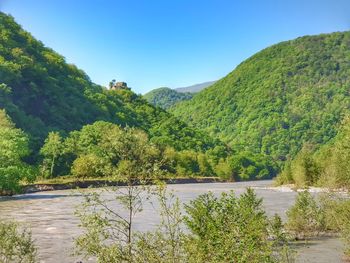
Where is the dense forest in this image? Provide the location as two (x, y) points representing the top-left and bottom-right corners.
(171, 31), (350, 164)
(143, 87), (193, 109)
(276, 115), (350, 189)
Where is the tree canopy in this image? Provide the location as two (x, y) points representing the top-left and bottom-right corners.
(143, 87), (193, 109)
(171, 31), (350, 163)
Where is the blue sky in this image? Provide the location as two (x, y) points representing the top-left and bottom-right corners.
(1, 0), (349, 94)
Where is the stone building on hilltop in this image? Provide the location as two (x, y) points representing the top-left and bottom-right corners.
(109, 80), (130, 90)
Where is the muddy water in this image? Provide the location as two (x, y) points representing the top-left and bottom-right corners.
(0, 181), (345, 263)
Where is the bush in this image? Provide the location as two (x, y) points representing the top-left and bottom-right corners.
(319, 194), (350, 257)
(0, 220), (37, 263)
(71, 154), (110, 179)
(184, 189), (276, 262)
(286, 191), (325, 239)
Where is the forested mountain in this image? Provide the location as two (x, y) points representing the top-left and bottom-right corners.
(143, 81), (216, 109)
(0, 12), (219, 152)
(171, 31), (350, 162)
(143, 87), (193, 109)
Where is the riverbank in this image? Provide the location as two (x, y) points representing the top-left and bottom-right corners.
(0, 180), (346, 263)
(20, 178), (350, 196)
(261, 184), (349, 195)
(22, 177), (225, 194)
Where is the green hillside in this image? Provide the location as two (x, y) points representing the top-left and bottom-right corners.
(0, 12), (218, 153)
(171, 31), (350, 162)
(143, 87), (193, 109)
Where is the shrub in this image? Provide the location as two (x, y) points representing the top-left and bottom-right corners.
(286, 191), (325, 239)
(71, 154), (110, 179)
(0, 220), (37, 263)
(319, 194), (350, 257)
(184, 189), (275, 262)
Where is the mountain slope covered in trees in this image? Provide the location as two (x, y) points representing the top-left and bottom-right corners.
(143, 87), (193, 109)
(171, 31), (350, 162)
(0, 12), (220, 153)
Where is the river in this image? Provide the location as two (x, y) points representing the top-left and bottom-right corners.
(0, 180), (345, 263)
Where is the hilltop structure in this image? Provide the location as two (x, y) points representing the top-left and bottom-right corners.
(109, 80), (130, 90)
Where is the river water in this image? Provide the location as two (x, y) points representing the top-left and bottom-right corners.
(0, 180), (345, 263)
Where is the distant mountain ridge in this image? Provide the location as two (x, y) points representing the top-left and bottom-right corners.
(175, 81), (216, 93)
(143, 81), (216, 109)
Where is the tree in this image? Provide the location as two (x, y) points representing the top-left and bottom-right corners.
(109, 79), (116, 89)
(135, 187), (187, 263)
(40, 132), (63, 178)
(197, 153), (213, 176)
(214, 158), (233, 180)
(75, 127), (165, 262)
(0, 110), (33, 195)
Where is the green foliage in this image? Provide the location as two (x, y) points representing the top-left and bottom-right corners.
(316, 116), (350, 189)
(276, 144), (320, 187)
(34, 119), (278, 181)
(319, 194), (350, 257)
(0, 110), (33, 194)
(228, 152), (277, 180)
(135, 188), (187, 263)
(40, 131), (63, 178)
(76, 186), (291, 263)
(75, 186), (185, 263)
(63, 122), (166, 180)
(269, 214), (296, 263)
(0, 220), (37, 263)
(143, 87), (193, 109)
(184, 189), (275, 262)
(277, 115), (350, 189)
(71, 154), (110, 180)
(171, 31), (350, 163)
(286, 191), (326, 239)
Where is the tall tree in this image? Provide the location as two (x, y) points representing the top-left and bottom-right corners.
(40, 132), (63, 178)
(75, 127), (165, 262)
